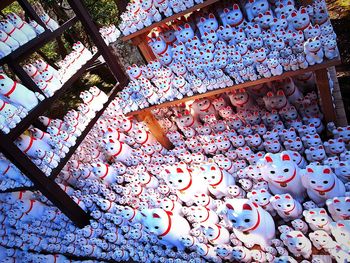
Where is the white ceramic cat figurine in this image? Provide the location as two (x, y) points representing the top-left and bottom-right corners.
(0, 74), (39, 111)
(258, 151), (306, 202)
(141, 208), (190, 250)
(219, 199), (275, 251)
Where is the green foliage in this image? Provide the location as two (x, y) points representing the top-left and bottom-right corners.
(82, 73), (102, 86)
(41, 41), (60, 61)
(2, 2), (22, 15)
(82, 0), (119, 25)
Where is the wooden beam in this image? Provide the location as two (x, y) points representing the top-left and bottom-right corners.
(136, 110), (174, 150)
(121, 0), (220, 42)
(328, 66), (348, 126)
(133, 35), (157, 62)
(315, 68), (337, 124)
(67, 0), (128, 87)
(0, 134), (90, 228)
(0, 16), (78, 66)
(17, 0), (47, 29)
(127, 59), (341, 116)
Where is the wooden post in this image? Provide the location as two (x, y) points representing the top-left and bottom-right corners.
(329, 66), (348, 126)
(17, 0), (47, 29)
(314, 68), (337, 124)
(0, 134), (91, 228)
(131, 35), (156, 62)
(67, 0), (129, 87)
(136, 111), (174, 150)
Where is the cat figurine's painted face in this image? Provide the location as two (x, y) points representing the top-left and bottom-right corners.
(271, 194), (295, 212)
(141, 209), (170, 236)
(289, 7), (310, 31)
(305, 145), (327, 162)
(199, 163), (223, 186)
(326, 197), (350, 221)
(201, 224), (220, 240)
(176, 23), (195, 43)
(176, 113), (196, 129)
(232, 246), (251, 261)
(303, 166), (335, 193)
(164, 163), (192, 191)
(250, 0), (270, 18)
(200, 13), (219, 32)
(224, 200), (259, 231)
(263, 90), (289, 110)
(284, 230), (311, 252)
(247, 189), (271, 207)
(224, 4), (244, 27)
(180, 235), (196, 248)
(324, 138), (346, 156)
(275, 1), (295, 18)
(303, 208), (332, 230)
(193, 193), (211, 207)
(329, 220), (350, 248)
(215, 244), (232, 258)
(302, 134), (322, 148)
(260, 152), (296, 185)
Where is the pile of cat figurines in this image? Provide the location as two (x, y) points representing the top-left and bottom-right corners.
(0, 73), (44, 133)
(23, 41), (94, 90)
(119, 0), (204, 36)
(0, 9), (59, 58)
(6, 86), (108, 177)
(118, 0), (339, 113)
(0, 43), (94, 134)
(0, 67), (349, 262)
(0, 153), (33, 191)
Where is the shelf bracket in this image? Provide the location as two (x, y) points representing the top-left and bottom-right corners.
(314, 68), (337, 125)
(67, 0), (129, 87)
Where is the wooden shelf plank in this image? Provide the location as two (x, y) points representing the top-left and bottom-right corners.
(3, 51), (101, 140)
(121, 0), (220, 42)
(49, 84), (120, 180)
(0, 186), (35, 193)
(0, 16), (78, 65)
(127, 59), (342, 116)
(68, 0), (129, 85)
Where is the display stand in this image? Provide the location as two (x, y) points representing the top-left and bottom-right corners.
(121, 0), (344, 149)
(0, 0), (127, 228)
(126, 59), (341, 149)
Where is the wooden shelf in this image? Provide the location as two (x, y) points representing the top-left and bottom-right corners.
(0, 84), (120, 192)
(49, 83), (120, 180)
(0, 186), (35, 193)
(121, 0), (220, 41)
(2, 51), (101, 141)
(0, 0), (127, 228)
(0, 16), (78, 65)
(127, 59), (342, 116)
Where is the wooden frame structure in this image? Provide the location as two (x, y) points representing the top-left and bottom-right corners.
(121, 0), (344, 150)
(0, 0), (127, 228)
